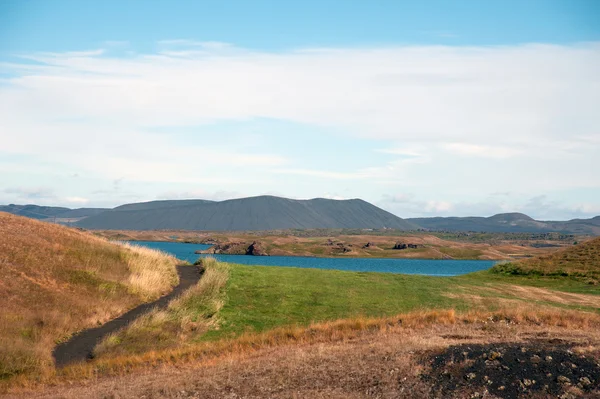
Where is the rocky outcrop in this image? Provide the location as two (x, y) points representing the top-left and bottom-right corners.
(246, 241), (269, 256)
(196, 241), (269, 256)
(393, 242), (421, 250)
(199, 237), (220, 245)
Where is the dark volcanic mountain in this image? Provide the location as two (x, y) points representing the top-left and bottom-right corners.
(407, 213), (600, 235)
(77, 196), (418, 231)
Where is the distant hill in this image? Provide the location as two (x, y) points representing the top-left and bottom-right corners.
(77, 196), (418, 231)
(407, 213), (600, 235)
(0, 204), (107, 221)
(3, 200), (598, 235)
(0, 204), (71, 219)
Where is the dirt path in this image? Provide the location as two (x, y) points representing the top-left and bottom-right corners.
(53, 265), (202, 367)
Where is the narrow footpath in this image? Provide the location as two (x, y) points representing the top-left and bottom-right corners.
(53, 265), (202, 367)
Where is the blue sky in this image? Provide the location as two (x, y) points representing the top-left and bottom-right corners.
(1, 0), (599, 219)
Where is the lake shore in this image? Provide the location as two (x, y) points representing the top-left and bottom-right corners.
(92, 229), (579, 260)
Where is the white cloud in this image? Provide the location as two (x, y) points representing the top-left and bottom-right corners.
(274, 168), (369, 180)
(443, 143), (522, 159)
(3, 187), (55, 200)
(64, 196), (90, 204)
(0, 41), (599, 215)
(157, 189), (242, 201)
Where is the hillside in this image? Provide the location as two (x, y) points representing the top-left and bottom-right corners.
(408, 213), (600, 235)
(77, 196), (418, 231)
(492, 236), (600, 282)
(0, 212), (178, 379)
(0, 204), (107, 221)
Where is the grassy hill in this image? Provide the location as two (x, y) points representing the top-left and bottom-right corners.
(0, 212), (179, 379)
(77, 196), (418, 231)
(492, 236), (600, 282)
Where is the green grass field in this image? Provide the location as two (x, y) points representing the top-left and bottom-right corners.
(201, 265), (465, 340)
(198, 261), (600, 342)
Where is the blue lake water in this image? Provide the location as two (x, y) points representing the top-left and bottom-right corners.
(131, 240), (496, 277)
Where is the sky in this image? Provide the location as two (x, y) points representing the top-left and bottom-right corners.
(1, 0), (599, 220)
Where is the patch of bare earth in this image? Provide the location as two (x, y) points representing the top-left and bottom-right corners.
(11, 321), (600, 398)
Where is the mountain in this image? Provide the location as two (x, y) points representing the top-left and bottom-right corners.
(113, 199), (215, 212)
(0, 204), (108, 221)
(407, 213), (600, 235)
(77, 196), (418, 231)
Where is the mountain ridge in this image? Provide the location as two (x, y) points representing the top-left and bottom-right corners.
(407, 213), (600, 235)
(0, 204), (107, 220)
(1, 199), (598, 234)
(77, 195), (418, 231)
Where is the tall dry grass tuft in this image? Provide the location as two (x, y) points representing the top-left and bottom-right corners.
(0, 212), (178, 382)
(118, 242), (179, 300)
(94, 257), (229, 357)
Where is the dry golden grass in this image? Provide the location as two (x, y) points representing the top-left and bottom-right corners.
(94, 257), (229, 357)
(119, 242), (179, 300)
(36, 305), (600, 382)
(492, 236), (600, 281)
(0, 212), (178, 381)
(9, 306), (600, 398)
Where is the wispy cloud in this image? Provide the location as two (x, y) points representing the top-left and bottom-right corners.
(443, 143), (522, 159)
(0, 41), (598, 214)
(3, 187), (56, 200)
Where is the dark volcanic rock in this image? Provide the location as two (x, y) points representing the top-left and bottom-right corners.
(197, 242), (247, 255)
(393, 242), (420, 250)
(197, 241), (269, 256)
(421, 340), (600, 399)
(246, 241), (269, 256)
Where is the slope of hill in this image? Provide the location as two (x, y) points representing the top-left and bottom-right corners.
(0, 204), (108, 220)
(77, 196), (418, 231)
(113, 199), (215, 212)
(491, 236), (600, 282)
(0, 204), (70, 219)
(0, 212), (178, 379)
(408, 213), (600, 235)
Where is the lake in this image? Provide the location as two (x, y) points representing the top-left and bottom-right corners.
(131, 241), (496, 276)
(131, 240), (496, 277)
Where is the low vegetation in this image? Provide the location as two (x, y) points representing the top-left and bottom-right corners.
(0, 213), (178, 380)
(491, 236), (600, 283)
